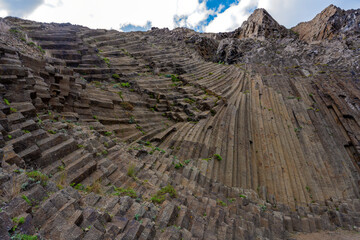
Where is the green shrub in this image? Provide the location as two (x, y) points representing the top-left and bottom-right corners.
(103, 57), (110, 66)
(127, 164), (136, 178)
(174, 163), (183, 169)
(3, 98), (10, 105)
(112, 73), (120, 79)
(48, 129), (56, 134)
(26, 170), (49, 186)
(184, 98), (195, 104)
(170, 74), (179, 82)
(9, 28), (20, 34)
(104, 131), (113, 136)
(22, 195), (31, 205)
(70, 183), (86, 191)
(151, 184), (177, 204)
(12, 217), (25, 224)
(11, 216), (26, 231)
(213, 154), (222, 161)
(117, 91), (123, 100)
(217, 199), (227, 207)
(10, 234), (37, 240)
(113, 186), (137, 198)
(129, 116), (135, 124)
(121, 82), (130, 88)
(37, 45), (45, 54)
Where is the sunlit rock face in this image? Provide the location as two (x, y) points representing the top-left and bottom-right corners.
(0, 5), (360, 239)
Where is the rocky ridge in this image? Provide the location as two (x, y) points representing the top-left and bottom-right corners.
(0, 4), (359, 240)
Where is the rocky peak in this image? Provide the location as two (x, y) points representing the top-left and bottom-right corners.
(292, 4), (346, 42)
(234, 8), (290, 40)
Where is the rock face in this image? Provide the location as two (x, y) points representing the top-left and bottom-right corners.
(0, 5), (360, 240)
(292, 4), (360, 42)
(234, 8), (291, 40)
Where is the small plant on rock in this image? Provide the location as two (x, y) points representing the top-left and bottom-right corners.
(3, 98), (10, 105)
(151, 184), (177, 204)
(213, 154), (222, 161)
(26, 170), (48, 186)
(86, 180), (102, 194)
(10, 233), (37, 240)
(117, 91), (123, 100)
(113, 186), (137, 198)
(112, 73), (120, 79)
(120, 101), (134, 111)
(47, 129), (56, 134)
(127, 164), (136, 178)
(174, 163), (183, 169)
(121, 82), (130, 88)
(217, 199), (227, 207)
(22, 195), (31, 205)
(104, 131), (113, 136)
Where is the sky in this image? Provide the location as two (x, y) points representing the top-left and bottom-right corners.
(0, 0), (359, 33)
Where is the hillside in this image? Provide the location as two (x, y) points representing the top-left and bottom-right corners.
(0, 4), (360, 240)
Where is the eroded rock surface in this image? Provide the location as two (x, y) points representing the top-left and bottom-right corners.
(0, 5), (360, 240)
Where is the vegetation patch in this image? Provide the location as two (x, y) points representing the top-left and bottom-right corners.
(112, 73), (120, 79)
(10, 233), (37, 240)
(26, 170), (49, 186)
(113, 186), (137, 198)
(121, 82), (130, 88)
(120, 101), (134, 111)
(217, 199), (227, 207)
(151, 184), (177, 204)
(127, 164), (136, 178)
(213, 154), (223, 161)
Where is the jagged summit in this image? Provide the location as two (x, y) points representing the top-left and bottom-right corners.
(292, 4), (343, 42)
(292, 4), (360, 42)
(234, 8), (290, 40)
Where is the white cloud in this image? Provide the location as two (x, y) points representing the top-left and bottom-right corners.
(205, 0), (259, 33)
(205, 0), (360, 33)
(27, 0), (214, 31)
(0, 10), (7, 18)
(8, 0), (360, 33)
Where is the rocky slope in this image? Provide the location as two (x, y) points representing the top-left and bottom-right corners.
(292, 4), (360, 42)
(0, 4), (360, 240)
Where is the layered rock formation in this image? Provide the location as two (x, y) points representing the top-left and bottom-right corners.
(0, 5), (360, 240)
(234, 8), (291, 40)
(293, 4), (360, 42)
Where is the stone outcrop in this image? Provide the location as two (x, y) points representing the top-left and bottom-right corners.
(234, 8), (292, 40)
(0, 5), (360, 240)
(292, 4), (360, 42)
